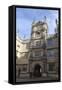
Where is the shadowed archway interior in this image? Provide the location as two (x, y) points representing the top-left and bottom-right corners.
(33, 64), (42, 77)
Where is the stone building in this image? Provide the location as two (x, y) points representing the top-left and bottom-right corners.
(16, 36), (30, 79)
(29, 21), (48, 78)
(16, 20), (59, 80)
(47, 32), (59, 79)
(46, 20), (59, 79)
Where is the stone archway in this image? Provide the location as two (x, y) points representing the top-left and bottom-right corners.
(33, 64), (42, 77)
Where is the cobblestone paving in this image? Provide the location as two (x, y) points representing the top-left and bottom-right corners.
(16, 77), (58, 82)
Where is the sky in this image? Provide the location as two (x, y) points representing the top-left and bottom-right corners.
(16, 8), (58, 40)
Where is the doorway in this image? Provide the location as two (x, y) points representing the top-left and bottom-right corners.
(33, 64), (41, 77)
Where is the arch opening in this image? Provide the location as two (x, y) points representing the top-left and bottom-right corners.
(33, 64), (42, 77)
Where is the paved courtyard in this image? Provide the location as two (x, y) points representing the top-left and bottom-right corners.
(16, 76), (58, 82)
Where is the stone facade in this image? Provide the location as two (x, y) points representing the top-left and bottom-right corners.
(29, 21), (48, 78)
(47, 34), (59, 79)
(16, 20), (59, 80)
(16, 36), (30, 78)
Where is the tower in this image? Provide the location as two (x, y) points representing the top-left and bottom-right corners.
(29, 20), (48, 78)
